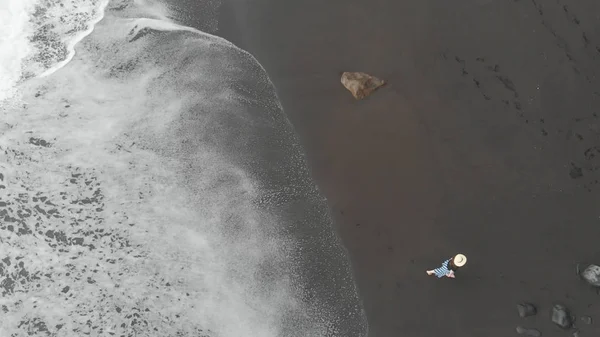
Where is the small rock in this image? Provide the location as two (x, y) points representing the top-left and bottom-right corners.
(551, 304), (573, 329)
(516, 326), (541, 337)
(340, 72), (385, 99)
(580, 316), (592, 324)
(581, 264), (600, 287)
(517, 303), (537, 317)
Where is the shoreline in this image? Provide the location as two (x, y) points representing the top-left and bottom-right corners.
(215, 0), (600, 336)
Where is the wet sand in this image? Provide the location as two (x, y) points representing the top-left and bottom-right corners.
(217, 0), (600, 336)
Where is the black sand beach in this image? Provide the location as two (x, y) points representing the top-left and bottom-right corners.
(216, 0), (600, 336)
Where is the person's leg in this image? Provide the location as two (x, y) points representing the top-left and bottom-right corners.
(426, 270), (434, 275)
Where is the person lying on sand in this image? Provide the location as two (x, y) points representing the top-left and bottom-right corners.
(426, 254), (467, 279)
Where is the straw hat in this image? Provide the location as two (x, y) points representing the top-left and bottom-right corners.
(453, 254), (467, 267)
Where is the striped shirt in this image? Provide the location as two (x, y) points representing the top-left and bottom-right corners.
(432, 259), (453, 278)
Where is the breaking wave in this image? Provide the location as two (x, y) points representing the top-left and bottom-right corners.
(0, 0), (367, 336)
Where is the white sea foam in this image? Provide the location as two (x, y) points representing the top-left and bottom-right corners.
(0, 0), (108, 102)
(0, 0), (365, 336)
(0, 0), (35, 101)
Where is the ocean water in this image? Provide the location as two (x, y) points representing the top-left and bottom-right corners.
(0, 0), (367, 336)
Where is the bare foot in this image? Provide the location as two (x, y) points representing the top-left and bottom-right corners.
(426, 270), (433, 275)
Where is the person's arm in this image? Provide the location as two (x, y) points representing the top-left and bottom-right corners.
(446, 270), (455, 278)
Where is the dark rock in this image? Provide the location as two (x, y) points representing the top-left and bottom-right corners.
(516, 326), (541, 336)
(29, 138), (51, 147)
(580, 316), (592, 324)
(581, 264), (600, 287)
(517, 303), (537, 317)
(570, 164), (583, 179)
(551, 304), (573, 329)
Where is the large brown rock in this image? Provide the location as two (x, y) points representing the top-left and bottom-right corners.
(340, 72), (385, 99)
